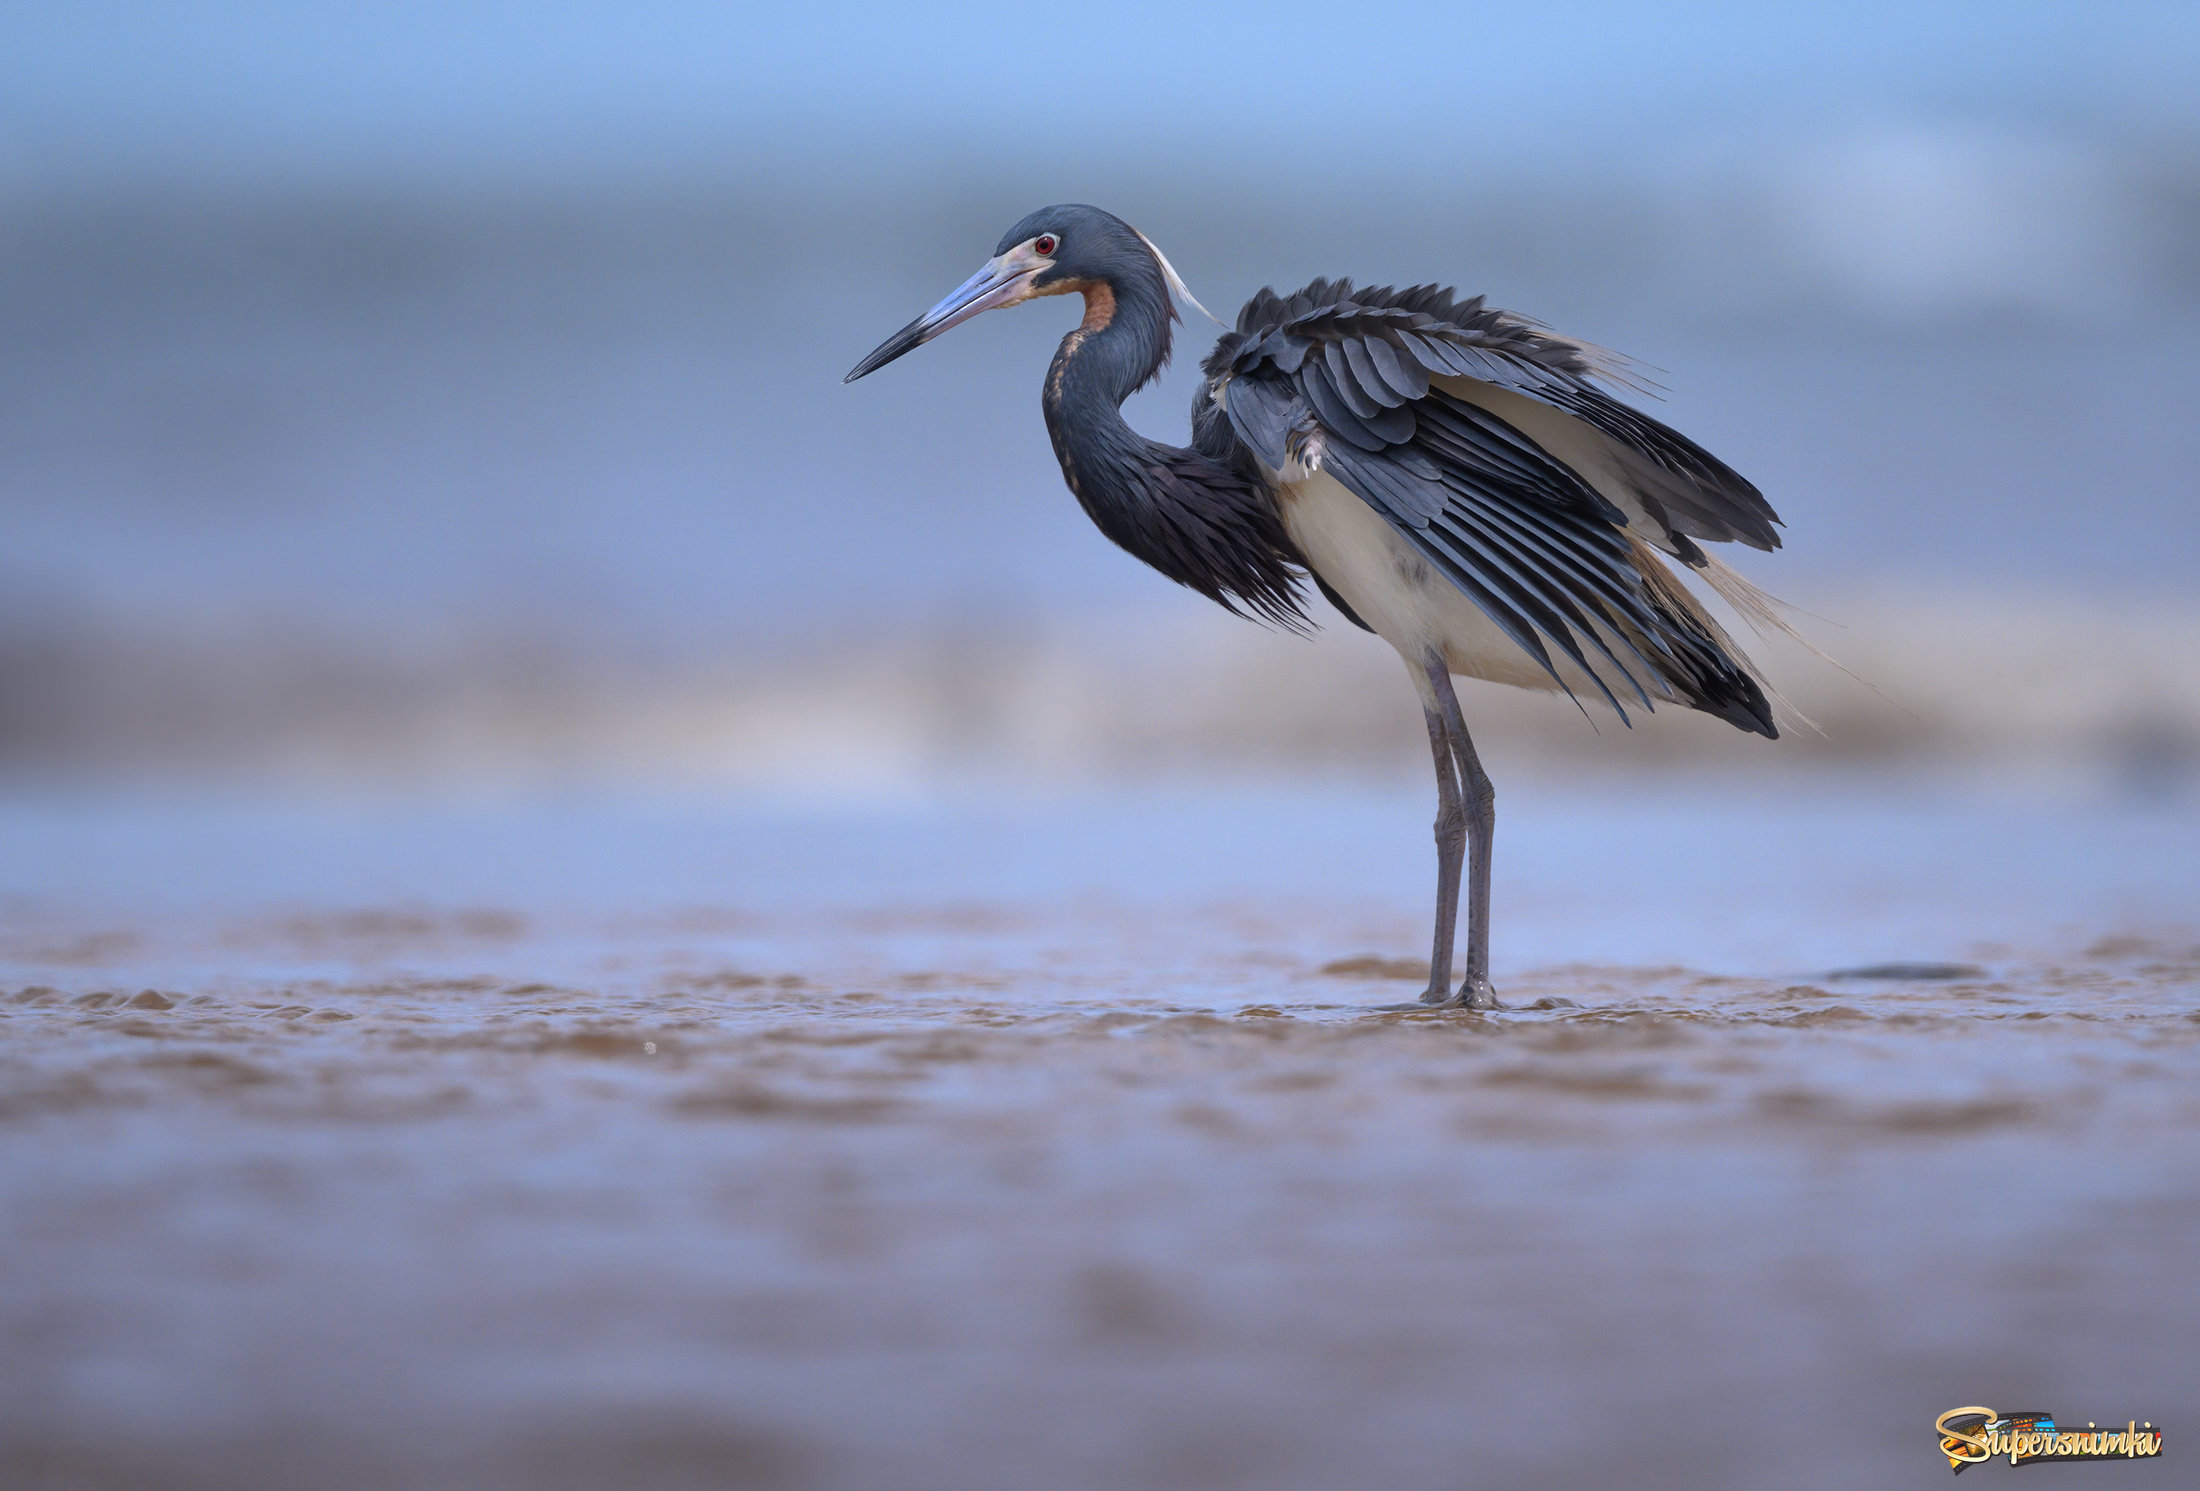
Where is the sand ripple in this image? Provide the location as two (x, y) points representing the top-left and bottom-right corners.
(3, 790), (2196, 1489)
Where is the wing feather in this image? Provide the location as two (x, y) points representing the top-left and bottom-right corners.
(1362, 333), (1430, 403)
(1205, 277), (1779, 735)
(1212, 277), (1781, 557)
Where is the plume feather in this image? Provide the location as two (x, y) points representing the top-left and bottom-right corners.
(1131, 226), (1221, 326)
(1691, 553), (1911, 728)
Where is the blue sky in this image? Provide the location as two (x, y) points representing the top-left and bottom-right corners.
(3, 2), (2195, 190)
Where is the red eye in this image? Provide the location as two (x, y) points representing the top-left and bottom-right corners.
(1034, 234), (1058, 255)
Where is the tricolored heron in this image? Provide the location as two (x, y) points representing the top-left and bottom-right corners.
(847, 205), (1784, 1009)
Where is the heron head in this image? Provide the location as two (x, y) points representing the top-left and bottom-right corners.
(845, 205), (1198, 382)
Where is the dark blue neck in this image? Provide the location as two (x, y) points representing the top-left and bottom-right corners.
(1039, 276), (1185, 577)
(1033, 270), (1310, 629)
(1040, 272), (1176, 483)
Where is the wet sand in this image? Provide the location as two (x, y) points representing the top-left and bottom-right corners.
(3, 782), (2195, 1489)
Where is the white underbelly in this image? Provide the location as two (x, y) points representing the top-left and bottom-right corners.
(1277, 470), (1670, 705)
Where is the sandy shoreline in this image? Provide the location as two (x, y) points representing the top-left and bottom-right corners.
(3, 784), (2195, 1488)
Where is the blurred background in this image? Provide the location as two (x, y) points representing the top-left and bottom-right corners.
(9, 12), (2200, 1490)
(3, 0), (2198, 795)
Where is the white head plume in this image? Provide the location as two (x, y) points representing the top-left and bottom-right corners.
(1131, 226), (1221, 326)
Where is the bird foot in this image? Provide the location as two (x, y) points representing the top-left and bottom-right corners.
(1397, 979), (1503, 1013)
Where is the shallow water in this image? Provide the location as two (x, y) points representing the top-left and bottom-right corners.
(3, 780), (2196, 1489)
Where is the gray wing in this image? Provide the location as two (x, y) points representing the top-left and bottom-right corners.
(1203, 282), (1776, 735)
(1210, 280), (1781, 560)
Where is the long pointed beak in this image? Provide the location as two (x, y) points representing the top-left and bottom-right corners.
(844, 253), (1042, 383)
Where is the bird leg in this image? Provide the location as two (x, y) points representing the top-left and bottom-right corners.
(1424, 655), (1499, 1010)
(1418, 688), (1467, 1007)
